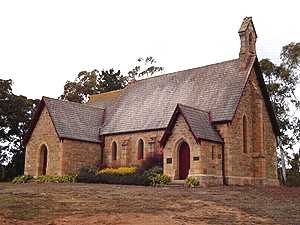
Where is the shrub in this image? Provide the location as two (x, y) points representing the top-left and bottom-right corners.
(287, 174), (300, 187)
(97, 167), (137, 176)
(35, 175), (76, 183)
(149, 174), (171, 186)
(140, 154), (163, 170)
(185, 177), (200, 188)
(0, 166), (5, 181)
(76, 166), (97, 182)
(12, 175), (33, 184)
(142, 166), (163, 177)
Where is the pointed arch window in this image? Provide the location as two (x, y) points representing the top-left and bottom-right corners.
(243, 115), (248, 153)
(112, 141), (117, 161)
(137, 139), (144, 160)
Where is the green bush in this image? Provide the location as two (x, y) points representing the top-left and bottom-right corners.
(185, 177), (200, 188)
(77, 172), (150, 186)
(35, 175), (76, 183)
(287, 174), (300, 187)
(12, 175), (33, 184)
(149, 174), (171, 186)
(77, 165), (167, 186)
(0, 166), (5, 181)
(12, 175), (76, 184)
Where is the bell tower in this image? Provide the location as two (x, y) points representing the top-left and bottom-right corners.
(238, 17), (257, 70)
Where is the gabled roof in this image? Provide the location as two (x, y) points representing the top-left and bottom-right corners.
(24, 56), (280, 146)
(97, 56), (279, 137)
(100, 58), (248, 135)
(24, 97), (104, 144)
(160, 104), (223, 147)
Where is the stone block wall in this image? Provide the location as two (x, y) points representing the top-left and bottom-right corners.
(163, 115), (223, 186)
(216, 69), (279, 185)
(103, 130), (164, 167)
(24, 108), (62, 176)
(24, 107), (102, 176)
(61, 139), (101, 175)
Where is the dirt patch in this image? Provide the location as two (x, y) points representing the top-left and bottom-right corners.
(0, 182), (299, 224)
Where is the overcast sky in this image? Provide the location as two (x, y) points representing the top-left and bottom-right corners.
(1, 0), (299, 100)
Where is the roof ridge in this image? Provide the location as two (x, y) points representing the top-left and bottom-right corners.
(42, 96), (105, 110)
(135, 58), (239, 83)
(177, 103), (210, 114)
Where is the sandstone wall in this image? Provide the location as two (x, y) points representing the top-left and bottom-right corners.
(216, 69), (278, 185)
(103, 130), (164, 167)
(61, 139), (101, 175)
(163, 115), (223, 186)
(24, 107), (62, 176)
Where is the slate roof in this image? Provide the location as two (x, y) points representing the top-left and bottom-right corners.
(24, 97), (105, 144)
(177, 104), (223, 143)
(100, 58), (250, 135)
(160, 104), (223, 146)
(44, 97), (105, 143)
(25, 56), (279, 145)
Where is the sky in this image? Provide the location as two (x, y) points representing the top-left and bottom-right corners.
(0, 1), (299, 152)
(1, 0), (299, 99)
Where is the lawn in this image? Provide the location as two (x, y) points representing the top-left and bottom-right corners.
(0, 182), (299, 225)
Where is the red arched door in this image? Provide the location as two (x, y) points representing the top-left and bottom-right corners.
(179, 141), (190, 179)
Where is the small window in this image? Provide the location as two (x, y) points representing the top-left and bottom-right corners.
(112, 141), (117, 161)
(137, 139), (144, 160)
(243, 115), (247, 153)
(211, 146), (215, 160)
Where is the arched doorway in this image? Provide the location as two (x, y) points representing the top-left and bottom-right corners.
(178, 141), (190, 180)
(40, 145), (48, 175)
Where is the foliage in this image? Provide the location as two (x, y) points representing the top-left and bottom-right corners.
(12, 175), (33, 184)
(76, 166), (97, 182)
(97, 167), (137, 176)
(142, 166), (163, 178)
(0, 79), (39, 180)
(77, 172), (149, 186)
(12, 175), (77, 184)
(60, 56), (163, 103)
(60, 69), (128, 103)
(148, 174), (171, 186)
(128, 56), (164, 80)
(0, 166), (5, 181)
(286, 151), (300, 186)
(140, 153), (163, 171)
(77, 165), (167, 186)
(185, 177), (200, 188)
(260, 42), (300, 152)
(35, 175), (77, 183)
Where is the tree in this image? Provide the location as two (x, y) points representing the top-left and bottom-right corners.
(60, 56), (164, 103)
(128, 56), (164, 80)
(260, 42), (300, 183)
(0, 79), (39, 179)
(286, 150), (300, 186)
(60, 69), (128, 103)
(260, 42), (300, 151)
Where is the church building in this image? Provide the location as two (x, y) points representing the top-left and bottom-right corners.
(24, 17), (279, 186)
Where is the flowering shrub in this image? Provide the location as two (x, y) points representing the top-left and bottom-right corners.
(97, 167), (137, 176)
(35, 175), (77, 183)
(12, 175), (76, 184)
(149, 174), (171, 186)
(185, 177), (200, 188)
(12, 175), (33, 184)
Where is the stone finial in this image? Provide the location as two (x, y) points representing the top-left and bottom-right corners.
(239, 17), (257, 70)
